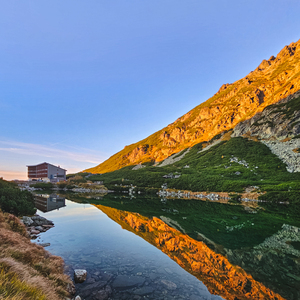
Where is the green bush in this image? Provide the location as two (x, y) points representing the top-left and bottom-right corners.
(0, 188), (36, 216)
(57, 182), (67, 189)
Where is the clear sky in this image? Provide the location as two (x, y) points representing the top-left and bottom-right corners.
(1, 0), (300, 180)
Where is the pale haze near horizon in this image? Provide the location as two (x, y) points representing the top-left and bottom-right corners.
(1, 0), (300, 180)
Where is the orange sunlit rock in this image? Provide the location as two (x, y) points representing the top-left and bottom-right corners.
(86, 40), (300, 174)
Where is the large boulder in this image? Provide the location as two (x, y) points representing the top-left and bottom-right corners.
(74, 269), (87, 283)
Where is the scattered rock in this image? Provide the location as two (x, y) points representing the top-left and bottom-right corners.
(94, 285), (112, 300)
(262, 139), (300, 173)
(67, 283), (76, 295)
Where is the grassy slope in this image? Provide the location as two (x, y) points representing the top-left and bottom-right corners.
(0, 211), (72, 300)
(86, 92), (300, 201)
(88, 136), (300, 196)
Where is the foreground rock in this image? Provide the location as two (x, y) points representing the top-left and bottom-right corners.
(22, 214), (54, 238)
(74, 269), (87, 283)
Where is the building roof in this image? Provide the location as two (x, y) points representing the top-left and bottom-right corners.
(26, 162), (67, 171)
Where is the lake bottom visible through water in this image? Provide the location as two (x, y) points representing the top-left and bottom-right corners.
(35, 200), (223, 300)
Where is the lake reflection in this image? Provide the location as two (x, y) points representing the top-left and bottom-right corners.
(36, 193), (300, 300)
(36, 199), (223, 300)
(34, 193), (66, 212)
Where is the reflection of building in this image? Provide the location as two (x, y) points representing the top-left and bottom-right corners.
(35, 194), (66, 213)
(27, 162), (66, 182)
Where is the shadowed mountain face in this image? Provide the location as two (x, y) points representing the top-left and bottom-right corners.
(86, 39), (300, 174)
(95, 204), (287, 300)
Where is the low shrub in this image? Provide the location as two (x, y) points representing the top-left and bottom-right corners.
(0, 188), (36, 216)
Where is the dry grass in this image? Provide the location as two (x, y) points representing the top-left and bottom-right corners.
(221, 130), (232, 141)
(0, 210), (72, 300)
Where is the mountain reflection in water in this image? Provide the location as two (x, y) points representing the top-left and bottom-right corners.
(95, 204), (286, 300)
(65, 192), (300, 300)
(41, 193), (300, 300)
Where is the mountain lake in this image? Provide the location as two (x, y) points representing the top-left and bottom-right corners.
(33, 193), (300, 300)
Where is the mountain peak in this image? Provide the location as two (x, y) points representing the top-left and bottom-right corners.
(85, 39), (300, 174)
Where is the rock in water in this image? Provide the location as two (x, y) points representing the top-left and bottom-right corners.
(74, 269), (87, 283)
(133, 286), (154, 296)
(161, 279), (177, 290)
(112, 275), (145, 290)
(35, 226), (44, 232)
(22, 216), (33, 226)
(38, 243), (50, 247)
(94, 285), (112, 300)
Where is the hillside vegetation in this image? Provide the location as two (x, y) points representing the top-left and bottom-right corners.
(88, 136), (300, 200)
(86, 39), (300, 174)
(0, 210), (72, 300)
(0, 179), (72, 300)
(0, 179), (36, 216)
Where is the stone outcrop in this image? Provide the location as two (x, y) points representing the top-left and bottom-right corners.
(231, 90), (300, 172)
(261, 139), (300, 172)
(22, 214), (54, 238)
(86, 39), (300, 174)
(232, 90), (300, 139)
(157, 148), (190, 167)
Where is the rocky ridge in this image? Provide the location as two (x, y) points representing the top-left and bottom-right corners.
(232, 90), (300, 172)
(261, 139), (300, 172)
(86, 39), (300, 174)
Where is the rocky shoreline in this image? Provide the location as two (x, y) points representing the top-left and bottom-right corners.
(22, 214), (55, 242)
(63, 255), (224, 300)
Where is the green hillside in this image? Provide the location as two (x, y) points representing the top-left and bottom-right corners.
(87, 136), (300, 201)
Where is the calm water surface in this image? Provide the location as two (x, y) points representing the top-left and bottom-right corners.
(34, 193), (300, 300)
(36, 199), (223, 300)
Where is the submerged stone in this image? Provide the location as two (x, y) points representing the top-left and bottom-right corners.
(112, 275), (145, 290)
(133, 286), (154, 296)
(161, 279), (177, 290)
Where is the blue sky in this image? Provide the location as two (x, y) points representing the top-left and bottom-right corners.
(1, 1), (300, 180)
